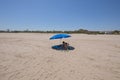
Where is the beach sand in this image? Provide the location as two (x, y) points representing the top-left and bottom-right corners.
(0, 33), (120, 80)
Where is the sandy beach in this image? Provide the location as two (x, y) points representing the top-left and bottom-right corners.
(0, 33), (120, 80)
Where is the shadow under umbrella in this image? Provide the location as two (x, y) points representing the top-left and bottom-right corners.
(51, 44), (75, 51)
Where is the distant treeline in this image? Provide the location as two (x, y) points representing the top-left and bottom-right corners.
(0, 29), (120, 34)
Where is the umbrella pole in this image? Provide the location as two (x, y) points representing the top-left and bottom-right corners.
(60, 39), (62, 44)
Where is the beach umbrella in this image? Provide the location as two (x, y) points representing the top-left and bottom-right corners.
(50, 34), (72, 50)
(50, 33), (71, 40)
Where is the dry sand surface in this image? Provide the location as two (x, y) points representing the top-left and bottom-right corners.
(0, 33), (120, 80)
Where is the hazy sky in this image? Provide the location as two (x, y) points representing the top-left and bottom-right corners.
(0, 0), (120, 31)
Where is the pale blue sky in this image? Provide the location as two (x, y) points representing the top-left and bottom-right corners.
(0, 0), (120, 31)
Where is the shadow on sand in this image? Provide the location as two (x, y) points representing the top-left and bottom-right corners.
(51, 44), (75, 51)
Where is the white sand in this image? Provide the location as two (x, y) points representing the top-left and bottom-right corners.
(0, 33), (120, 80)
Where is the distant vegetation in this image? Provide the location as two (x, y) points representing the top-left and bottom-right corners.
(0, 29), (120, 35)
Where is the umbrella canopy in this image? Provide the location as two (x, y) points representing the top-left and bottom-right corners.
(50, 34), (71, 40)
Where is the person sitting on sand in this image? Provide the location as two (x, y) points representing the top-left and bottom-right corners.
(62, 41), (69, 50)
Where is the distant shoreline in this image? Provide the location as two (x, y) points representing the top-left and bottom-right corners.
(0, 29), (120, 35)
